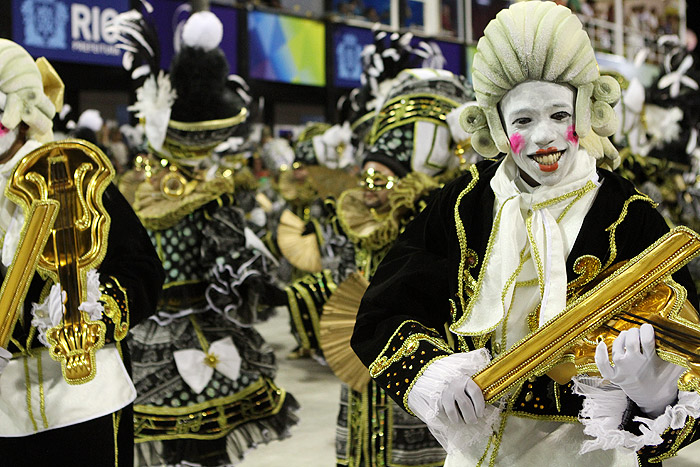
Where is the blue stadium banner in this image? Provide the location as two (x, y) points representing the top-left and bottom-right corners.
(332, 25), (374, 88)
(12, 0), (129, 66)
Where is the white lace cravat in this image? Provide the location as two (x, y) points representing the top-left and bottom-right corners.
(453, 150), (600, 336)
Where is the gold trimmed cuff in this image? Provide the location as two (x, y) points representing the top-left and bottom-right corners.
(368, 320), (452, 412)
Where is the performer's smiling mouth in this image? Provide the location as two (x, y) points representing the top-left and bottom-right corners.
(529, 147), (565, 172)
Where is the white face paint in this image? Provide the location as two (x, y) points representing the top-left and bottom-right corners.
(0, 111), (19, 160)
(500, 81), (579, 187)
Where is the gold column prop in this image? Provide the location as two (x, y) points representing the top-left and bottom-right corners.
(0, 200), (59, 347)
(472, 226), (700, 403)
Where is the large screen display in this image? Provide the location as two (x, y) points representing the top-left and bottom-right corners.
(248, 11), (326, 87)
(12, 0), (129, 66)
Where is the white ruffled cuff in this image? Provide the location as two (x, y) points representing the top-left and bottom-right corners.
(407, 348), (501, 454)
(31, 269), (104, 347)
(78, 269), (104, 321)
(573, 375), (700, 454)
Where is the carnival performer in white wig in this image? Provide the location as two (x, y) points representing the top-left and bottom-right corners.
(352, 2), (700, 466)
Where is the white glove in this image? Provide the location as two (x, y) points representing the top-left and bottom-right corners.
(0, 347), (11, 375)
(595, 323), (685, 417)
(440, 376), (485, 425)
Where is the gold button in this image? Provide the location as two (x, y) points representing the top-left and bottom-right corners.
(525, 392), (534, 402)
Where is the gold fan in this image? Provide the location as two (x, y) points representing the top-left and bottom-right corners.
(277, 209), (322, 272)
(320, 272), (371, 392)
(306, 165), (359, 200)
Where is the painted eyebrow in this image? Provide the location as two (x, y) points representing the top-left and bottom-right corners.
(550, 103), (573, 110)
(509, 102), (572, 115)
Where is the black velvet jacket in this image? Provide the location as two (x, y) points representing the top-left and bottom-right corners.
(353, 159), (700, 464)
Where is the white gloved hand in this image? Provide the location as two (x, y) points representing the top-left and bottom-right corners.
(595, 323), (685, 417)
(439, 376), (485, 425)
(0, 347), (11, 376)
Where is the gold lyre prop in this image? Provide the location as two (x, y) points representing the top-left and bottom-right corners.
(4, 139), (114, 384)
(0, 200), (59, 347)
(472, 226), (700, 403)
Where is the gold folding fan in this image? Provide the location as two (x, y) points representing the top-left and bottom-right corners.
(320, 272), (371, 392)
(277, 209), (322, 273)
(305, 165), (359, 200)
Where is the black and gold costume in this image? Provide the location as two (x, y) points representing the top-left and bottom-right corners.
(128, 181), (298, 465)
(353, 158), (700, 465)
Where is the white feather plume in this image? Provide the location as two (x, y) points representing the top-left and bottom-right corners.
(128, 70), (177, 151)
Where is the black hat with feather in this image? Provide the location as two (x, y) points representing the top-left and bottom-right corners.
(108, 4), (251, 162)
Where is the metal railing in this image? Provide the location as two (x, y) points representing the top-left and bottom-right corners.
(578, 14), (669, 65)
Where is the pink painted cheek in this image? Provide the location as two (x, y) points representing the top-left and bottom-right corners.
(509, 132), (525, 154)
(0, 122), (9, 137)
(566, 125), (578, 145)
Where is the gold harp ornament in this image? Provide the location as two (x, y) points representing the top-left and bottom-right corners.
(471, 226), (700, 403)
(5, 139), (115, 385)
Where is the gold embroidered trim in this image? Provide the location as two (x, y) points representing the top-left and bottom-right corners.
(602, 192), (655, 271)
(361, 384), (370, 465)
(485, 390), (520, 466)
(134, 377), (286, 441)
(453, 164), (481, 329)
(368, 320), (444, 373)
(189, 315), (210, 353)
(530, 180), (597, 211)
(499, 244), (531, 353)
(24, 355), (38, 432)
(516, 279), (539, 288)
(369, 94), (459, 145)
(168, 108), (248, 132)
(101, 276), (130, 342)
(162, 279), (204, 290)
(647, 416), (696, 462)
(113, 410), (121, 466)
(526, 212), (546, 299)
(509, 410), (579, 423)
(37, 352), (48, 429)
(369, 332), (451, 379)
(453, 191), (514, 335)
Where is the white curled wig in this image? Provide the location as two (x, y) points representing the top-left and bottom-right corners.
(0, 39), (63, 143)
(461, 1), (621, 169)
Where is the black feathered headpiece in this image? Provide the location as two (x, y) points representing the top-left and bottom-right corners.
(107, 3), (252, 160)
